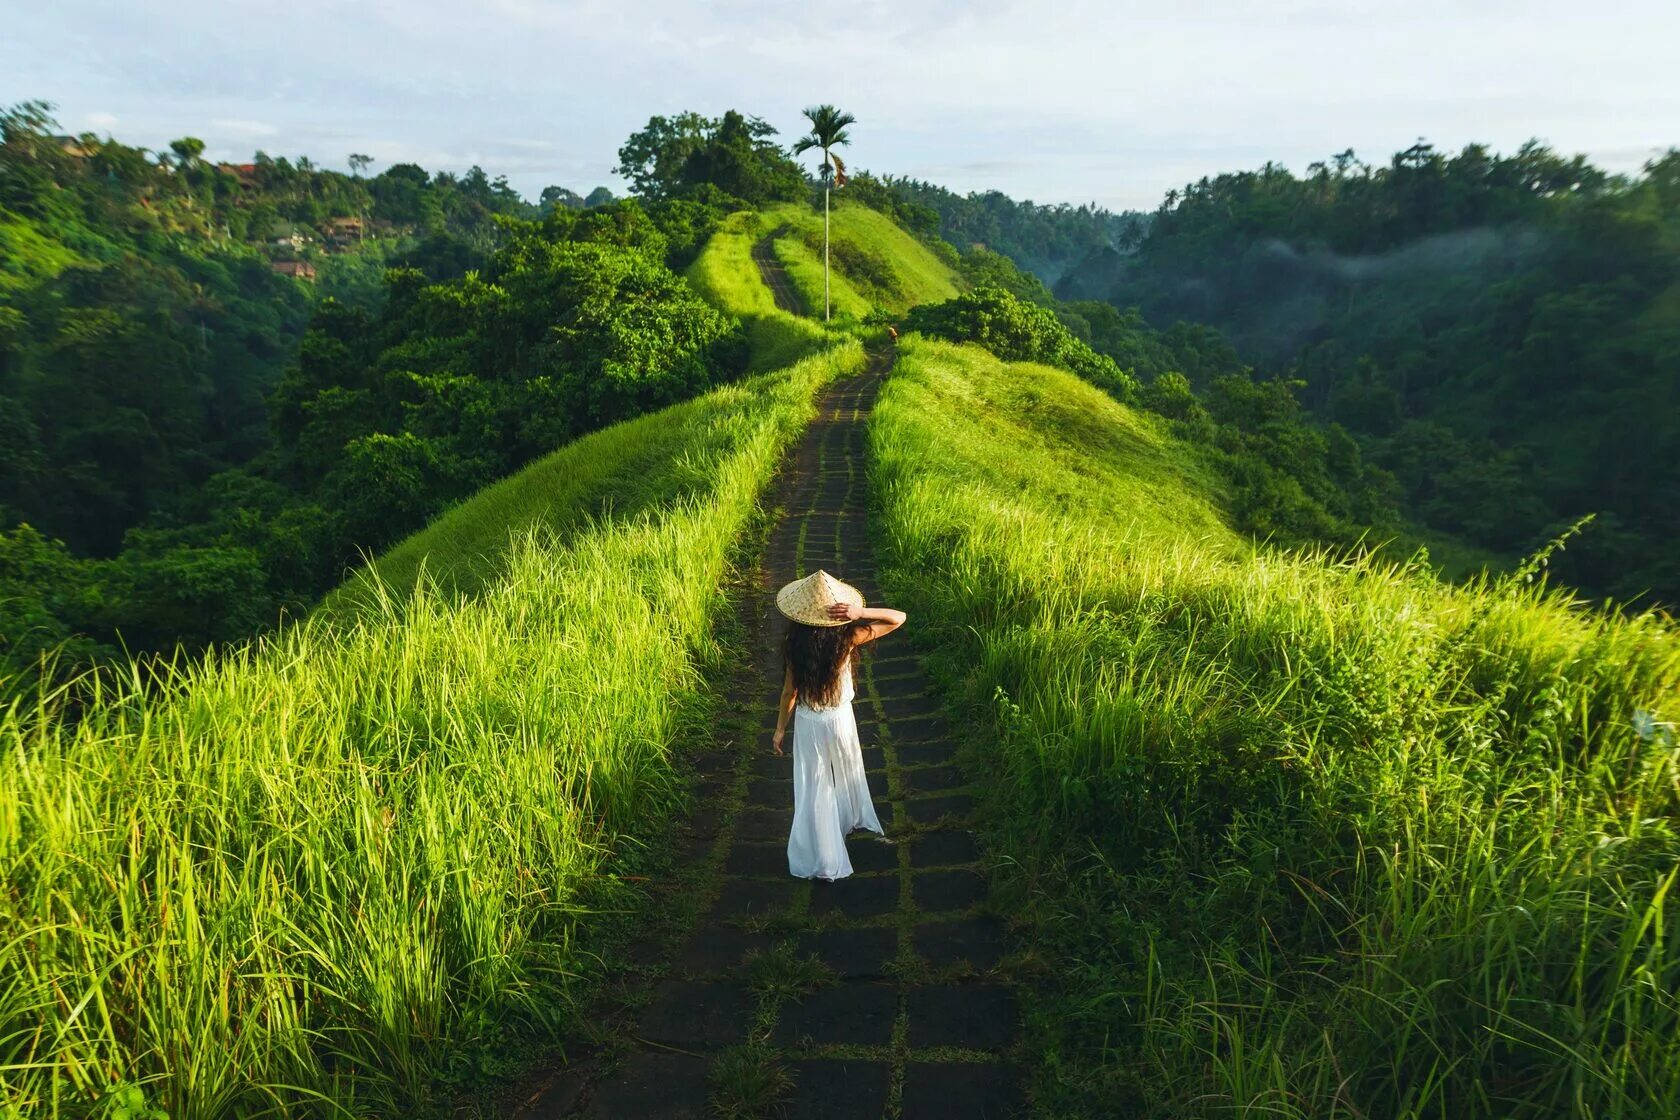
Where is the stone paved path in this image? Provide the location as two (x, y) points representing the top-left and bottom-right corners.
(751, 230), (803, 315)
(539, 350), (1022, 1119)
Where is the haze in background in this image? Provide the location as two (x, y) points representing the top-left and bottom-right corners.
(4, 0), (1678, 209)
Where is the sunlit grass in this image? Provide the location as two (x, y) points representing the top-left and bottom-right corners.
(320, 360), (846, 611)
(684, 209), (831, 371)
(763, 200), (961, 319)
(772, 233), (873, 322)
(872, 336), (1680, 1119)
(0, 341), (864, 1118)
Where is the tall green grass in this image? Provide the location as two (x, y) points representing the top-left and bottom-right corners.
(772, 234), (873, 322)
(761, 200), (960, 322)
(0, 340), (864, 1118)
(683, 209), (831, 371)
(871, 337), (1680, 1118)
(320, 369), (824, 612)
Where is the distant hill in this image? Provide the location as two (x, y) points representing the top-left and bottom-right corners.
(872, 173), (1147, 286)
(1068, 141), (1680, 605)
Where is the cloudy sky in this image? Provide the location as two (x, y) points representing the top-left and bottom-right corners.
(6, 0), (1678, 212)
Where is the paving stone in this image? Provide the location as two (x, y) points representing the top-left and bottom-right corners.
(582, 1051), (710, 1119)
(895, 717), (953, 745)
(711, 877), (796, 920)
(692, 773), (732, 802)
(914, 869), (988, 913)
(773, 983), (899, 1047)
(878, 695), (941, 720)
(679, 818), (723, 843)
(870, 677), (926, 702)
(859, 746), (886, 772)
(675, 830), (717, 868)
(724, 842), (788, 877)
(810, 873), (901, 919)
(750, 753), (791, 779)
(907, 795), (974, 825)
(906, 986), (1018, 1051)
(786, 1059), (892, 1119)
(747, 777), (793, 807)
(690, 750), (736, 776)
(904, 766), (967, 795)
(898, 1061), (1021, 1118)
(846, 835), (899, 874)
(676, 927), (769, 975)
(915, 917), (1007, 970)
(637, 981), (749, 1048)
(897, 744), (954, 767)
(734, 807), (789, 841)
(798, 923), (897, 978)
(911, 831), (981, 868)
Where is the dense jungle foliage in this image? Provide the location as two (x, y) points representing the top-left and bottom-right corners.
(1053, 141), (1680, 605)
(877, 174), (1146, 285)
(0, 102), (748, 677)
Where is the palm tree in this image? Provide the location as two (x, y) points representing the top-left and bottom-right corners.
(791, 105), (855, 321)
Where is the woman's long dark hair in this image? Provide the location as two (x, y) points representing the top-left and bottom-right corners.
(784, 620), (865, 709)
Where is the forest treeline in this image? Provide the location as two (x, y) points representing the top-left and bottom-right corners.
(0, 104), (881, 678)
(0, 103), (776, 676)
(876, 175), (1145, 285)
(5, 103), (1674, 680)
(1042, 141), (1680, 605)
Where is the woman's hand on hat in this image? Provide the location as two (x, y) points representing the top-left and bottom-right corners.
(827, 601), (861, 622)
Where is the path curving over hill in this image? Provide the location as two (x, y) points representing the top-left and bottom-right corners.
(520, 344), (1024, 1118)
(751, 228), (804, 316)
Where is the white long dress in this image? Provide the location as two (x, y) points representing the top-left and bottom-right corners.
(787, 663), (884, 880)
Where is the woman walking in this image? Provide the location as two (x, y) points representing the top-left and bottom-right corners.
(771, 570), (906, 880)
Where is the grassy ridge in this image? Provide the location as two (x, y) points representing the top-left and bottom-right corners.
(320, 373), (809, 611)
(684, 209), (832, 371)
(0, 340), (864, 1118)
(763, 200), (960, 321)
(871, 337), (1680, 1118)
(773, 233), (873, 321)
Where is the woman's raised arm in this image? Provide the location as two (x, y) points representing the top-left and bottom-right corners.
(825, 602), (906, 645)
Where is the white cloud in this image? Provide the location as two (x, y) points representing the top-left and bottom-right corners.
(3, 0), (1677, 209)
(210, 118), (278, 138)
(85, 110), (119, 129)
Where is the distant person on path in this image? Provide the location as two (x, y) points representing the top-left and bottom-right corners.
(886, 323), (899, 342)
(772, 571), (906, 880)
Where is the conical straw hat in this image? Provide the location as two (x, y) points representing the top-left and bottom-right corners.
(775, 570), (865, 627)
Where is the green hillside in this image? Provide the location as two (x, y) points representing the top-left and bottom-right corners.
(761, 199), (962, 319)
(0, 335), (863, 1116)
(5, 160), (1677, 1120)
(685, 200), (961, 356)
(873, 334), (1680, 1118)
(683, 208), (833, 371)
(324, 341), (864, 612)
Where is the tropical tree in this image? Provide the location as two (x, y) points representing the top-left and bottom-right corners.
(791, 104), (855, 320)
(168, 136), (205, 168)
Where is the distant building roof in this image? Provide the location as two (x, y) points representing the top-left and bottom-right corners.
(51, 135), (93, 157)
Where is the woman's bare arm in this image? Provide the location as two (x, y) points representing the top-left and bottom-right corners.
(825, 601), (906, 645)
(771, 664), (796, 755)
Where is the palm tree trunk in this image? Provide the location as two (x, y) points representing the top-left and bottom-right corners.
(823, 183), (831, 321)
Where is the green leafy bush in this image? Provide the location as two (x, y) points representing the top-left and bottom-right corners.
(906, 285), (1139, 402)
